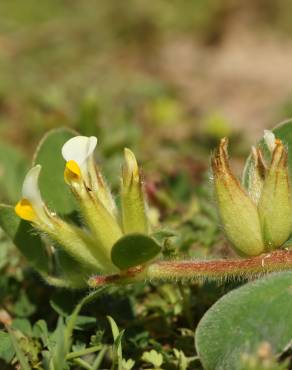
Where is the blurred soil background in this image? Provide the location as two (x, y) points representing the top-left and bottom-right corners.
(2, 0), (292, 150)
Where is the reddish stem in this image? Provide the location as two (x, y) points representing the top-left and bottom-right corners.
(88, 250), (292, 287)
(148, 250), (292, 280)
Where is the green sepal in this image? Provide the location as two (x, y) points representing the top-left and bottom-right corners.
(111, 233), (161, 270)
(121, 148), (149, 234)
(257, 142), (292, 250)
(121, 183), (149, 234)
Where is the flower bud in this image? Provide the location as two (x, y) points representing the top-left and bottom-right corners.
(258, 139), (292, 250)
(212, 138), (265, 256)
(121, 148), (149, 234)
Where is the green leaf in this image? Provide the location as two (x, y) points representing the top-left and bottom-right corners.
(51, 317), (67, 370)
(92, 347), (108, 370)
(12, 292), (36, 317)
(7, 326), (31, 370)
(33, 320), (49, 348)
(33, 127), (78, 215)
(11, 318), (32, 336)
(243, 119), (292, 187)
(52, 288), (106, 370)
(0, 140), (29, 203)
(141, 350), (163, 367)
(107, 316), (124, 370)
(113, 331), (125, 370)
(111, 233), (161, 270)
(0, 330), (15, 363)
(0, 204), (50, 274)
(107, 316), (120, 341)
(195, 271), (292, 370)
(122, 358), (135, 370)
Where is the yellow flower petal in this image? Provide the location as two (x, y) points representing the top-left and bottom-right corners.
(15, 199), (37, 222)
(64, 160), (81, 184)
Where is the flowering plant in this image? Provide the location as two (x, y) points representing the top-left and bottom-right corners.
(0, 124), (292, 369)
(0, 125), (291, 290)
(5, 131), (160, 288)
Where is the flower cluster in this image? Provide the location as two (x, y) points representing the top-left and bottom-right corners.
(212, 130), (292, 256)
(15, 136), (150, 276)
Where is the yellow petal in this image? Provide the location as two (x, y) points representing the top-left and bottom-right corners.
(15, 199), (37, 222)
(64, 160), (81, 184)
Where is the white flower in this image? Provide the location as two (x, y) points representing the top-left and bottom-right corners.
(62, 136), (97, 184)
(15, 165), (49, 224)
(62, 135), (117, 216)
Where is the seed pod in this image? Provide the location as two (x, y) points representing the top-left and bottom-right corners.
(258, 139), (292, 250)
(212, 138), (265, 256)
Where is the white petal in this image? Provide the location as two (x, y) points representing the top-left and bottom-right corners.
(264, 130), (276, 152)
(61, 136), (97, 167)
(22, 165), (43, 206)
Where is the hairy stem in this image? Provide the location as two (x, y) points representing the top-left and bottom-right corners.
(88, 250), (292, 287)
(147, 249), (292, 281)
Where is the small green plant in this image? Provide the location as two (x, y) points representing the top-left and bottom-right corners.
(0, 125), (291, 290)
(13, 134), (160, 287)
(0, 128), (163, 289)
(1, 122), (292, 369)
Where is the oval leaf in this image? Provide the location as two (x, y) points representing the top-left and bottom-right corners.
(195, 271), (292, 370)
(33, 127), (78, 215)
(111, 233), (161, 270)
